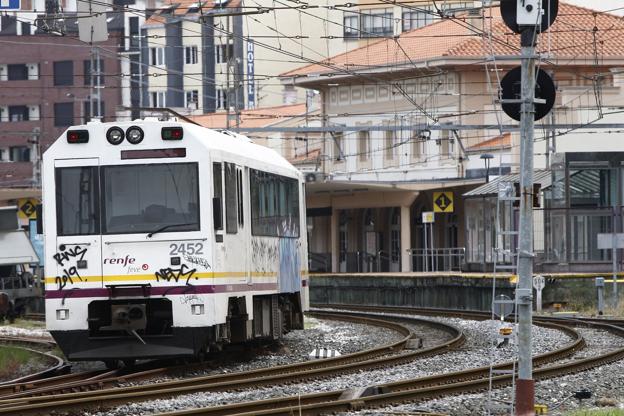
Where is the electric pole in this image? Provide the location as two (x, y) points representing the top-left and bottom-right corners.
(515, 25), (537, 416)
(499, 1), (558, 414)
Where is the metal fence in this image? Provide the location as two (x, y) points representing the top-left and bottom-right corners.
(408, 247), (466, 272)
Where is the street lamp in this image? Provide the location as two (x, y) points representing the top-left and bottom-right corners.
(480, 153), (494, 183)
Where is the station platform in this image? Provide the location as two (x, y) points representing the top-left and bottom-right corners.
(309, 272), (623, 311)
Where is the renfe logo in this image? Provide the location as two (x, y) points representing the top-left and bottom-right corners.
(104, 255), (135, 267)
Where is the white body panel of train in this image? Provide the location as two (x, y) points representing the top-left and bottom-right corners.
(42, 120), (308, 361)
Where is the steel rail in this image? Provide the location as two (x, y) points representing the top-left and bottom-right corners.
(0, 311), (412, 402)
(0, 311), (465, 415)
(156, 306), (619, 416)
(0, 337), (67, 387)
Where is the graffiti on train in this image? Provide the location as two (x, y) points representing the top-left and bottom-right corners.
(155, 264), (198, 285)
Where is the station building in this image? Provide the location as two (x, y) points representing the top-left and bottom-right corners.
(279, 3), (624, 274)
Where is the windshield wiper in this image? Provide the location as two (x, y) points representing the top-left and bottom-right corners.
(147, 222), (198, 238)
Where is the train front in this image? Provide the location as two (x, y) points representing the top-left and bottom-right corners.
(42, 120), (216, 363)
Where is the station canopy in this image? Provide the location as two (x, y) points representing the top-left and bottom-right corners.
(0, 230), (39, 266)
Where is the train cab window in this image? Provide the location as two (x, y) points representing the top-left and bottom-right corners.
(101, 163), (199, 235)
(225, 162), (237, 234)
(250, 169), (300, 237)
(55, 166), (100, 236)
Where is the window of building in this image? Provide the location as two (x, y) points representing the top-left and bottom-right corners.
(438, 130), (453, 158)
(333, 132), (344, 161)
(53, 60), (73, 86)
(402, 8), (433, 31)
(0, 149), (5, 161)
(83, 59), (105, 86)
(185, 90), (199, 109)
(84, 100), (105, 120)
(361, 9), (393, 37)
(343, 14), (359, 38)
(216, 88), (227, 110)
(184, 45), (198, 64)
(149, 47), (165, 66)
(129, 16), (139, 48)
(54, 102), (74, 127)
(358, 130), (370, 161)
(412, 131), (425, 160)
(150, 91), (166, 108)
(7, 64), (28, 81)
(215, 43), (233, 64)
(225, 162), (238, 234)
(384, 130), (395, 160)
(250, 169), (300, 237)
(8, 105), (29, 122)
(9, 146), (30, 162)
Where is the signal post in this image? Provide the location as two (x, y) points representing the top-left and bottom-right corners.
(499, 1), (558, 414)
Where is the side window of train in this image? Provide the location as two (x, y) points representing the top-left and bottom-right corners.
(225, 162), (238, 234)
(212, 162), (223, 234)
(236, 168), (244, 228)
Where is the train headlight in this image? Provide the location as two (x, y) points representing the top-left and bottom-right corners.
(106, 127), (124, 145)
(126, 126), (144, 144)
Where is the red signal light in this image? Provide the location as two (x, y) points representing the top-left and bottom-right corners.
(162, 127), (183, 140)
(67, 130), (89, 143)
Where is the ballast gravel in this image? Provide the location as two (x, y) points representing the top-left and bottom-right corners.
(88, 313), (567, 416)
(351, 326), (624, 416)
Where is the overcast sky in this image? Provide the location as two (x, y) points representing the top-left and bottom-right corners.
(563, 0), (623, 15)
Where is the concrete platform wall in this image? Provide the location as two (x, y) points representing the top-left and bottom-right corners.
(310, 273), (623, 312)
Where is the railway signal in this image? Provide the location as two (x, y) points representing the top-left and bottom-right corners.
(499, 1), (558, 415)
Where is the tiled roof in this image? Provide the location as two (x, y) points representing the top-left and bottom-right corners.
(144, 0), (241, 27)
(467, 133), (511, 151)
(190, 103), (308, 129)
(282, 2), (624, 78)
(288, 148), (321, 165)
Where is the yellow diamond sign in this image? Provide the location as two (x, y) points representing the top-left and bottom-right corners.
(18, 198), (39, 220)
(433, 191), (453, 213)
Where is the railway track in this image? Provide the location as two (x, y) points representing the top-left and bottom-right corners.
(0, 311), (464, 415)
(144, 305), (617, 416)
(0, 336), (68, 386)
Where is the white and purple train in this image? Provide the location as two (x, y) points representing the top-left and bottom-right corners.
(42, 119), (308, 366)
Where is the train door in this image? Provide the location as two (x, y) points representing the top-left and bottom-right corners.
(238, 166), (251, 285)
(221, 162), (248, 283)
(53, 158), (103, 290)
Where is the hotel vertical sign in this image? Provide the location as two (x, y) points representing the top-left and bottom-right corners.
(247, 41), (255, 109)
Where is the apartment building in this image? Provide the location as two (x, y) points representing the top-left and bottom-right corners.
(139, 1), (474, 115)
(0, 0), (163, 190)
(280, 2), (624, 273)
(0, 16), (124, 189)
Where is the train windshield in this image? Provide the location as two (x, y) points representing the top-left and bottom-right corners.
(101, 163), (200, 234)
(55, 163), (200, 236)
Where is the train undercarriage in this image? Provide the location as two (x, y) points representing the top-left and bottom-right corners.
(50, 293), (304, 366)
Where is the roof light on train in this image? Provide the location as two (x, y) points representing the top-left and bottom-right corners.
(106, 127), (125, 145)
(161, 127), (184, 140)
(66, 130), (89, 143)
(126, 126), (144, 144)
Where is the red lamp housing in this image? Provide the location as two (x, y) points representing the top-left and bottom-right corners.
(161, 127), (183, 140)
(66, 130), (89, 143)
